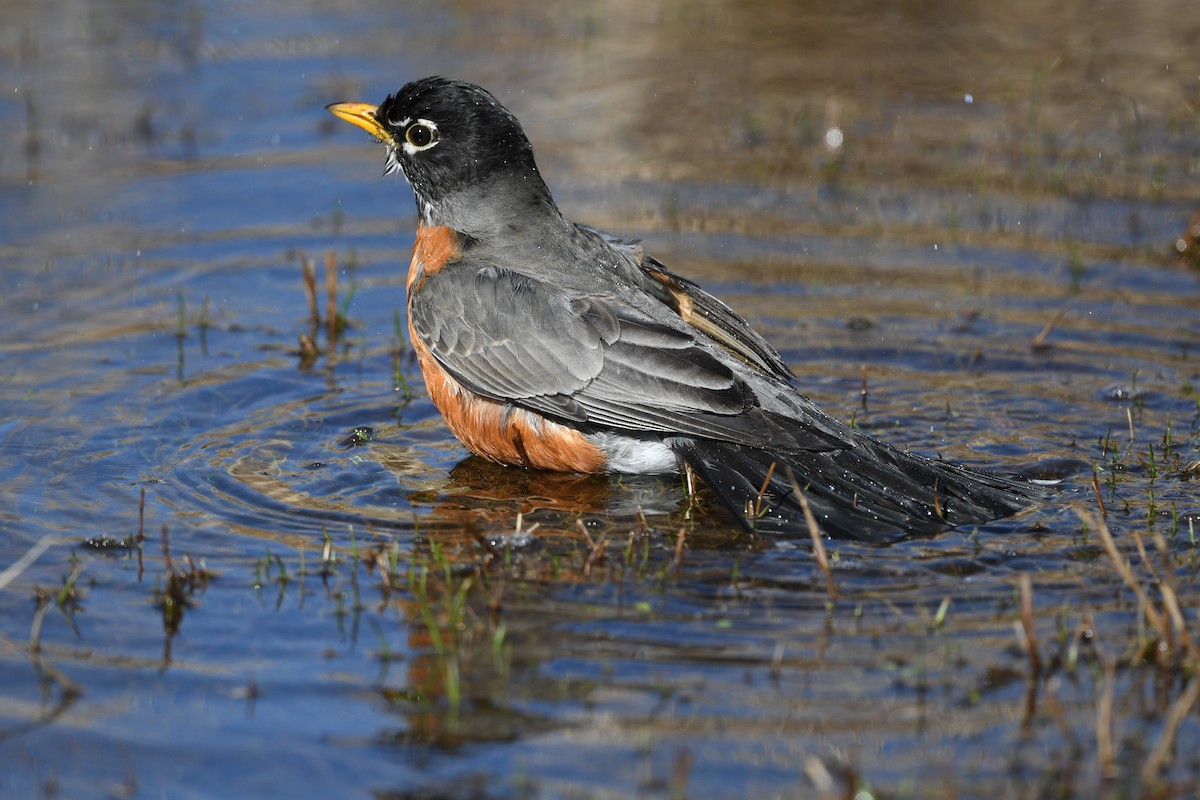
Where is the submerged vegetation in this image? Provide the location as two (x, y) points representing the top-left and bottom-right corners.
(4, 400), (1197, 796)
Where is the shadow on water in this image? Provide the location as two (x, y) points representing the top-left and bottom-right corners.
(2, 0), (1200, 797)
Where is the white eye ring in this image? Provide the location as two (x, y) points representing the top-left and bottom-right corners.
(401, 119), (439, 154)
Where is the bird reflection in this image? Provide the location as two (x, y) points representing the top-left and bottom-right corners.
(407, 456), (690, 538)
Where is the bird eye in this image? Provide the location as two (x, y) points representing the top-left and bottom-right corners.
(405, 122), (438, 150)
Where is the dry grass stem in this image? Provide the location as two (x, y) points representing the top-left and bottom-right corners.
(1083, 509), (1170, 650)
(301, 256), (319, 327)
(786, 467), (835, 600)
(0, 537), (55, 591)
(1096, 656), (1118, 781)
(575, 518), (595, 551)
(1090, 465), (1107, 518)
(1148, 528), (1197, 660)
(1017, 573), (1042, 675)
(583, 538), (607, 578)
(803, 755), (836, 798)
(673, 527), (687, 566)
(1031, 304), (1070, 350)
(753, 461), (777, 521)
(575, 519), (607, 577)
(1140, 672), (1200, 785)
(324, 250), (339, 346)
(136, 487), (146, 542)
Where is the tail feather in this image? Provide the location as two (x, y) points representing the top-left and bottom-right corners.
(670, 434), (1045, 542)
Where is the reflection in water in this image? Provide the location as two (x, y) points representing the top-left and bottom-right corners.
(159, 369), (695, 548)
(434, 458), (690, 533)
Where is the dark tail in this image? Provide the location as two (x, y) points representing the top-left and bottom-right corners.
(669, 434), (1045, 542)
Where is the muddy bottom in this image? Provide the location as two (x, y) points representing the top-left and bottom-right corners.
(2, 2), (1199, 798)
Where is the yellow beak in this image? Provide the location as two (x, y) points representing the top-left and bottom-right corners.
(326, 102), (392, 142)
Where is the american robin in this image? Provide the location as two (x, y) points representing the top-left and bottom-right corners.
(327, 77), (1044, 541)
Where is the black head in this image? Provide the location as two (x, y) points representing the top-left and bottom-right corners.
(328, 77), (556, 234)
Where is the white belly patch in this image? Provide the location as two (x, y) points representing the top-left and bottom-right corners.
(585, 433), (678, 474)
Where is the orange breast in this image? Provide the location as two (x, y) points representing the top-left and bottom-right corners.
(408, 222), (461, 289)
(406, 223), (608, 474)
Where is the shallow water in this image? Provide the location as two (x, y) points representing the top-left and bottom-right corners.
(2, 1), (1200, 797)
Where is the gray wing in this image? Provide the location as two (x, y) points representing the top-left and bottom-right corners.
(638, 255), (795, 381)
(410, 261), (849, 452)
(579, 224), (795, 380)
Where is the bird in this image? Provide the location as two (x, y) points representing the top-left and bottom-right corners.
(326, 76), (1044, 542)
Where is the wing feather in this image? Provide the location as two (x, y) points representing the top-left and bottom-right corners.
(410, 260), (848, 452)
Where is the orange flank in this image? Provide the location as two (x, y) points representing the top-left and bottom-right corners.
(410, 334), (608, 472)
(406, 220), (608, 473)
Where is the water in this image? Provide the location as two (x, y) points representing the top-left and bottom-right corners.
(2, 1), (1199, 797)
